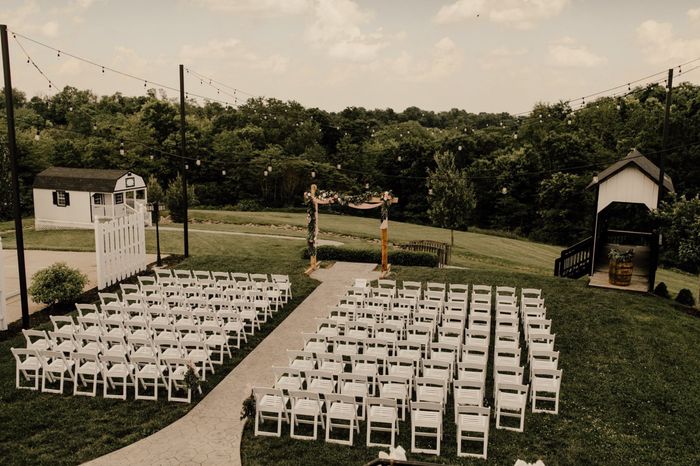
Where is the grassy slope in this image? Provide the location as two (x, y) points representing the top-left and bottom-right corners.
(0, 239), (319, 466)
(2, 212), (696, 300)
(241, 267), (700, 466)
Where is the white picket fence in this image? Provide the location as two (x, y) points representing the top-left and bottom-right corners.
(0, 237), (6, 330)
(94, 206), (148, 290)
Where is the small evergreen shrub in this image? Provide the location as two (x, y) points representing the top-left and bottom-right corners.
(654, 282), (670, 299)
(28, 262), (87, 308)
(675, 288), (696, 307)
(302, 246), (438, 267)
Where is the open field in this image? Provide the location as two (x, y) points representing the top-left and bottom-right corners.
(0, 246), (319, 465)
(1, 212), (696, 301)
(241, 266), (700, 466)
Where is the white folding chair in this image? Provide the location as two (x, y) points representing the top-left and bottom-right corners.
(496, 383), (528, 432)
(531, 368), (562, 414)
(39, 349), (75, 394)
(11, 348), (42, 390)
(102, 354), (135, 400)
(410, 401), (443, 456)
(325, 393), (359, 445)
(132, 354), (167, 401)
(253, 387), (289, 437)
(456, 405), (490, 459)
(366, 397), (399, 448)
(289, 390), (324, 441)
(162, 356), (201, 403)
(72, 351), (103, 397)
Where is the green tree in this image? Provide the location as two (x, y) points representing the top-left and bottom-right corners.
(426, 151), (476, 247)
(655, 195), (700, 303)
(165, 174), (197, 223)
(147, 175), (165, 203)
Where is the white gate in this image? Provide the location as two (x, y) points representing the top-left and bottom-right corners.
(0, 237), (6, 330)
(95, 206), (147, 290)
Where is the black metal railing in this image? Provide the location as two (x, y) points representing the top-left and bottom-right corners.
(604, 229), (652, 247)
(554, 236), (593, 278)
(398, 240), (451, 267)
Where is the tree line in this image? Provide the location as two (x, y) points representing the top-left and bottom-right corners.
(1, 83), (699, 257)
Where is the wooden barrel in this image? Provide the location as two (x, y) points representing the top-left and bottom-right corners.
(609, 260), (633, 286)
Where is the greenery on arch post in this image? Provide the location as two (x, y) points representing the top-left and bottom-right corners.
(426, 151), (476, 247)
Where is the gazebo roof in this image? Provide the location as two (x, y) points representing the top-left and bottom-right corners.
(587, 148), (674, 192)
(34, 167), (132, 192)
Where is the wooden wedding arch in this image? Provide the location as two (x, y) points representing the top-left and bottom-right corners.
(304, 184), (398, 276)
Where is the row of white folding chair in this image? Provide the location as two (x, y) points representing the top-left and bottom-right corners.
(51, 304), (255, 343)
(11, 346), (202, 402)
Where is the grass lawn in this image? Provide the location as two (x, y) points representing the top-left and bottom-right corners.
(2, 212), (697, 301)
(0, 241), (319, 466)
(240, 266), (700, 466)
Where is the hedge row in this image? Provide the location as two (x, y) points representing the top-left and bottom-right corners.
(302, 245), (439, 267)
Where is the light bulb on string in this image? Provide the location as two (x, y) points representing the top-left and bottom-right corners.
(513, 133), (518, 140)
(397, 155), (402, 162)
(365, 183), (370, 190)
(150, 155), (154, 160)
(264, 169), (268, 177)
(119, 142), (125, 156)
(267, 165), (272, 173)
(311, 170), (316, 179)
(336, 163), (342, 170)
(185, 164), (189, 170)
(501, 187), (508, 195)
(222, 169), (226, 176)
(458, 145), (462, 151)
(92, 123), (97, 131)
(57, 50), (61, 58)
(428, 188), (433, 195)
(196, 159), (201, 166)
(34, 130), (40, 141)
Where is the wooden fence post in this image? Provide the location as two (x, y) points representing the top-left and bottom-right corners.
(0, 237), (6, 330)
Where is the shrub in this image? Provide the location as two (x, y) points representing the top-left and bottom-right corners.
(165, 174), (198, 223)
(302, 245), (439, 267)
(235, 199), (263, 212)
(675, 288), (696, 307)
(654, 282), (670, 299)
(28, 262), (87, 309)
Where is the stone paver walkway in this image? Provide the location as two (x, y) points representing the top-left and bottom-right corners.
(153, 226), (344, 247)
(86, 261), (380, 466)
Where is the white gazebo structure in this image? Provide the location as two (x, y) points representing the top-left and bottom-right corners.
(33, 167), (151, 230)
(554, 149), (674, 292)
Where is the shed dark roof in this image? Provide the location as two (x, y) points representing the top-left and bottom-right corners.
(587, 149), (674, 192)
(33, 167), (131, 192)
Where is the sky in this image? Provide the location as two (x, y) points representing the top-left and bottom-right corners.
(3, 0), (700, 113)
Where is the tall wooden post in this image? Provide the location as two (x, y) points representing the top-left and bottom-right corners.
(1, 24), (30, 328)
(305, 184), (318, 274)
(381, 227), (389, 272)
(179, 64), (189, 258)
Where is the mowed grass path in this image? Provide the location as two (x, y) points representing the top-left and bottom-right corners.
(241, 267), (700, 466)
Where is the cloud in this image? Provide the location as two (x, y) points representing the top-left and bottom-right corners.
(192, 0), (311, 15)
(434, 0), (569, 30)
(390, 37), (463, 82)
(688, 8), (700, 22)
(5, 1), (61, 37)
(180, 39), (289, 74)
(304, 0), (389, 62)
(637, 20), (700, 65)
(480, 46), (528, 70)
(548, 37), (606, 67)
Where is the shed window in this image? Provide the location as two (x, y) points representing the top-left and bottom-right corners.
(115, 193), (124, 204)
(125, 177), (135, 188)
(53, 191), (70, 207)
(93, 193), (104, 205)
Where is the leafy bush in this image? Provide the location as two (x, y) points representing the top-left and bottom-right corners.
(654, 282), (670, 299)
(28, 262), (87, 308)
(675, 288), (696, 307)
(302, 245), (438, 267)
(235, 199), (263, 212)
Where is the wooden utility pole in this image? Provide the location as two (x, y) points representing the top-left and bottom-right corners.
(1, 24), (30, 328)
(179, 64), (189, 257)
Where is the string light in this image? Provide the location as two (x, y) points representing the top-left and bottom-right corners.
(397, 155), (402, 162)
(311, 170), (316, 179)
(428, 188), (433, 195)
(196, 159), (201, 166)
(365, 182), (370, 189)
(34, 130), (40, 141)
(222, 169), (226, 176)
(264, 169), (269, 177)
(267, 164), (273, 173)
(119, 142), (125, 156)
(501, 187), (508, 195)
(336, 163), (342, 169)
(185, 163), (189, 170)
